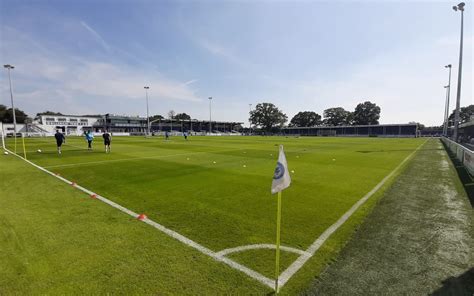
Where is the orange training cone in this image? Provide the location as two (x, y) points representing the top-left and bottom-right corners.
(90, 194), (97, 199)
(137, 214), (147, 220)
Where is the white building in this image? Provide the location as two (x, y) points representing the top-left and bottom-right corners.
(36, 115), (101, 135)
(1, 113), (244, 137)
(1, 115), (101, 137)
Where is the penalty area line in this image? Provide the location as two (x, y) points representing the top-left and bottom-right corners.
(4, 147), (275, 289)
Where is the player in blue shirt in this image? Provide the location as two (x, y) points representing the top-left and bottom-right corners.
(85, 131), (94, 150)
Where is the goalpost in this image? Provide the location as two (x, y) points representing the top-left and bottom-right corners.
(1, 122), (5, 150)
(1, 123), (27, 159)
(21, 133), (27, 160)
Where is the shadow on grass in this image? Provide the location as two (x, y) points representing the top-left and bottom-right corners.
(429, 268), (474, 296)
(441, 142), (474, 208)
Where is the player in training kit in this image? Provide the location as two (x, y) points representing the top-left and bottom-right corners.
(183, 131), (188, 140)
(54, 130), (65, 154)
(102, 131), (111, 153)
(85, 131), (94, 150)
(165, 131), (169, 140)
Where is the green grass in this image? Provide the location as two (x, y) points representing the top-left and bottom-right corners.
(0, 145), (268, 295)
(1, 135), (424, 294)
(306, 139), (474, 295)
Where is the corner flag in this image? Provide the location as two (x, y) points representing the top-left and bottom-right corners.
(271, 145), (291, 194)
(271, 145), (291, 293)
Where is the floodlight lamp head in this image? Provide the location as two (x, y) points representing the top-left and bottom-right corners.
(453, 3), (465, 11)
(445, 64), (452, 68)
(3, 64), (14, 69)
(144, 86), (149, 89)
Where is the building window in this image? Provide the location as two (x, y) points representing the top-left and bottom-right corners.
(58, 118), (66, 121)
(46, 117), (54, 121)
(70, 119), (77, 122)
(80, 119), (88, 123)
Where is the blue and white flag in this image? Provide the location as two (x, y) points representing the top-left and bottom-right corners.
(271, 145), (291, 194)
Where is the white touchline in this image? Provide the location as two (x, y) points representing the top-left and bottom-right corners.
(4, 139), (427, 291)
(276, 140), (427, 288)
(4, 147), (274, 289)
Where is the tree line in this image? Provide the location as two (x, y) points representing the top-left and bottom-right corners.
(0, 104), (28, 124)
(149, 111), (191, 122)
(1, 103), (473, 132)
(249, 101), (382, 131)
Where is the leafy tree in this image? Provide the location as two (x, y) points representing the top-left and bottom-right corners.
(0, 106), (29, 123)
(37, 111), (63, 115)
(346, 112), (355, 125)
(232, 123), (243, 131)
(168, 110), (176, 119)
(289, 111), (322, 127)
(409, 121), (425, 130)
(149, 114), (164, 122)
(35, 111), (64, 120)
(352, 101), (381, 125)
(323, 107), (352, 126)
(0, 105), (6, 121)
(174, 113), (191, 120)
(448, 104), (474, 124)
(81, 114), (102, 117)
(249, 103), (287, 131)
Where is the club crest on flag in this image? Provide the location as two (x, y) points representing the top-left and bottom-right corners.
(271, 145), (291, 194)
(273, 162), (285, 180)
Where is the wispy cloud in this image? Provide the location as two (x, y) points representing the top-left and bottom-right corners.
(274, 35), (473, 126)
(183, 79), (198, 86)
(79, 21), (111, 52)
(2, 1), (472, 125)
(1, 26), (201, 116)
(64, 61), (201, 102)
(196, 38), (252, 68)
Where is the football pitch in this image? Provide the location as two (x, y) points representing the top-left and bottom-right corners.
(2, 135), (425, 293)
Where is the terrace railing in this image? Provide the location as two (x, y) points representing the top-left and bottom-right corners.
(441, 137), (474, 176)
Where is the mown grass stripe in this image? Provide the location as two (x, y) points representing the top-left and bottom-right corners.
(3, 146), (275, 289)
(278, 139), (427, 287)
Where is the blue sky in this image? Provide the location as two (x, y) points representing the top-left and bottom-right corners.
(1, 0), (472, 126)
